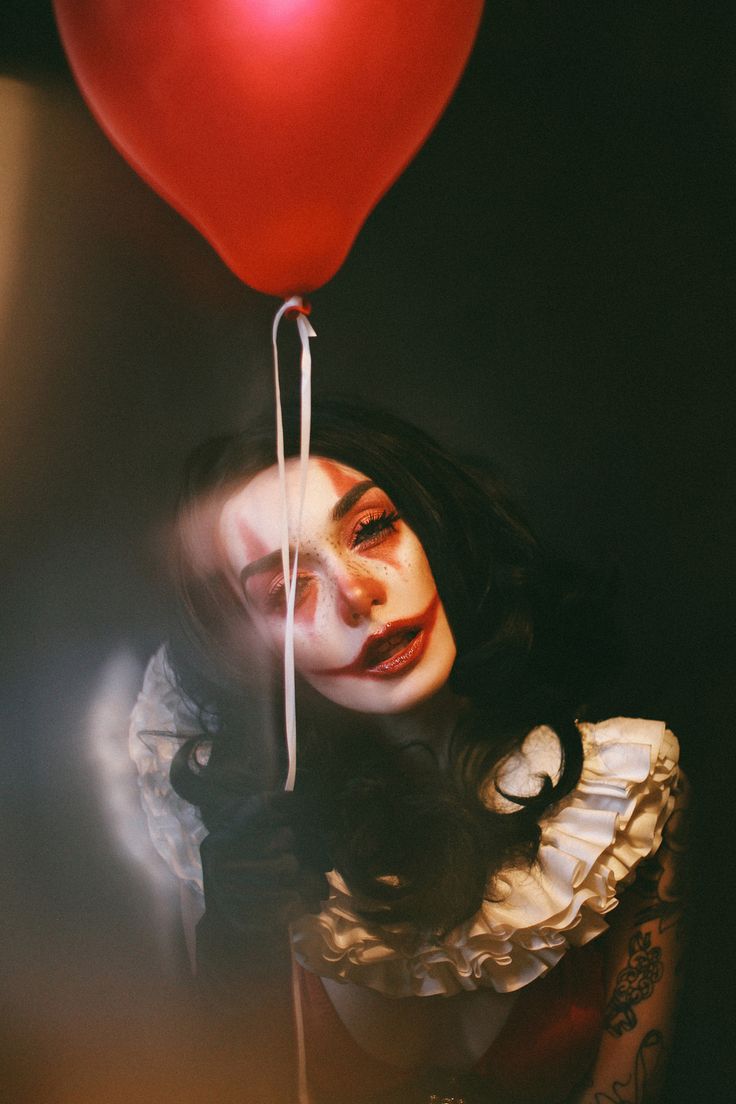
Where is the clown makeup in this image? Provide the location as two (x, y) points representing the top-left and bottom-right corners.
(216, 458), (457, 714)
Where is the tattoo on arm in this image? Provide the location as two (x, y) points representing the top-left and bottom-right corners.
(604, 932), (664, 1037)
(592, 1030), (665, 1104)
(584, 775), (688, 1103)
(632, 775), (690, 940)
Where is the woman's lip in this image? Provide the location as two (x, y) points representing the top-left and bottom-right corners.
(319, 593), (439, 679)
(362, 627), (427, 677)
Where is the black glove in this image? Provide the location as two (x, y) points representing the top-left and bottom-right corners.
(196, 791), (329, 1008)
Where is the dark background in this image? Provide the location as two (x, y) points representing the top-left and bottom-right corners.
(2, 2), (734, 1100)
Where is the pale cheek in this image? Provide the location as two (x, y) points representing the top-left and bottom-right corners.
(258, 619), (332, 679)
(391, 541), (435, 599)
(293, 598), (336, 665)
(294, 585), (318, 623)
(257, 582), (338, 668)
(257, 616), (285, 655)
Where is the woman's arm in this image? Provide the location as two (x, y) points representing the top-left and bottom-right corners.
(194, 792), (329, 1104)
(568, 770), (691, 1104)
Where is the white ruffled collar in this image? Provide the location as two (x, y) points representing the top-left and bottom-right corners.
(290, 717), (678, 996)
(129, 648), (679, 998)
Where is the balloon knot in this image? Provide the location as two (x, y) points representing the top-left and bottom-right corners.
(284, 298), (312, 320)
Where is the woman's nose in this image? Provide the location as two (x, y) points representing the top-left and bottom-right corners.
(336, 570), (386, 625)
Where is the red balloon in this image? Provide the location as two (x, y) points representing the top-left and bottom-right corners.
(53, 0), (484, 298)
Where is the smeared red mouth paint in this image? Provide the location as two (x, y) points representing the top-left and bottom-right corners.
(320, 593), (440, 679)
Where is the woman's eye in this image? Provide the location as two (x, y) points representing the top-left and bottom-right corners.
(350, 509), (400, 549)
(265, 573), (313, 612)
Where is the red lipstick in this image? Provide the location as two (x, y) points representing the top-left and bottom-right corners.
(321, 593), (440, 679)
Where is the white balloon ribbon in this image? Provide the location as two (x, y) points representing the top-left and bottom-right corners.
(271, 296), (315, 794)
(272, 296), (315, 1104)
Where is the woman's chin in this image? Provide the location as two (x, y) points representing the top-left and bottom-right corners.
(299, 617), (457, 716)
(306, 665), (453, 716)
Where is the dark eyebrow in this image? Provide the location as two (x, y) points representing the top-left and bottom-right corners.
(240, 549), (284, 586)
(240, 479), (377, 588)
(332, 479), (376, 521)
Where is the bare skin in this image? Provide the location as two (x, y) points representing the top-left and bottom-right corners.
(322, 977), (519, 1071)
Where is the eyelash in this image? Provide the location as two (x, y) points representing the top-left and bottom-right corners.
(260, 508), (400, 612)
(265, 572), (311, 611)
(351, 509), (400, 549)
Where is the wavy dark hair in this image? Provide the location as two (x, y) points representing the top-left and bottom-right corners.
(167, 400), (619, 936)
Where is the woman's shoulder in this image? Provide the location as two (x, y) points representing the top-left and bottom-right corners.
(543, 715), (679, 883)
(293, 716), (680, 998)
(485, 715), (679, 900)
(128, 645), (207, 891)
(485, 716), (678, 810)
(475, 715), (680, 977)
(578, 715), (679, 786)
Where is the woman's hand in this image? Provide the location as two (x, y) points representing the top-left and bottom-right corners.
(201, 791), (328, 930)
(196, 791), (329, 1004)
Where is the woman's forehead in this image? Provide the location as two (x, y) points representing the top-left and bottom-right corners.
(217, 457), (371, 563)
(245, 456), (368, 505)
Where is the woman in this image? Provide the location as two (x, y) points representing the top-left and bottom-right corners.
(130, 401), (688, 1104)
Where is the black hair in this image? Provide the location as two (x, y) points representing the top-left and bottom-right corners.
(168, 399), (619, 935)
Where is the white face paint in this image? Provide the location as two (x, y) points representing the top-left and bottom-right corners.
(217, 457), (457, 714)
